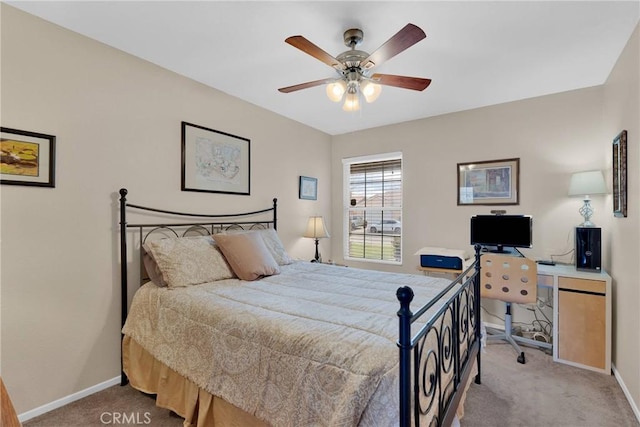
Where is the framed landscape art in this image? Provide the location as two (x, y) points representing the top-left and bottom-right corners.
(1, 127), (56, 188)
(457, 158), (519, 205)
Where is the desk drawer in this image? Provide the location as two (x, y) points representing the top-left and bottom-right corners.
(559, 277), (606, 294)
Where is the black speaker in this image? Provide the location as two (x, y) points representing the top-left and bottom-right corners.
(575, 227), (601, 272)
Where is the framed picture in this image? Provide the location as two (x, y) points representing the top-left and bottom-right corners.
(1, 127), (56, 188)
(181, 121), (250, 195)
(457, 158), (519, 205)
(613, 130), (627, 218)
(299, 176), (318, 200)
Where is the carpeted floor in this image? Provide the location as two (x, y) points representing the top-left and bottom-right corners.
(23, 343), (638, 427)
(461, 343), (638, 427)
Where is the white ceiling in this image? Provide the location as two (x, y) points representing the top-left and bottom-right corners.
(8, 1), (640, 136)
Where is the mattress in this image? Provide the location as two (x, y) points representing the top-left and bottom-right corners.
(122, 261), (457, 426)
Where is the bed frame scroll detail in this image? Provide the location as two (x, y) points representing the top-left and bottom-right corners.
(397, 245), (482, 427)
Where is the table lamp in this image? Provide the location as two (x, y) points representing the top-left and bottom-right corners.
(568, 170), (607, 227)
(304, 216), (329, 262)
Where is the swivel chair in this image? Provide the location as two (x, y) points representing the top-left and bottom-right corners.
(480, 253), (537, 364)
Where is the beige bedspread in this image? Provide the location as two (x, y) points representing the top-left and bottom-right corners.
(122, 261), (455, 427)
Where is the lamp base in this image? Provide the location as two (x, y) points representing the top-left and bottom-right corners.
(578, 199), (596, 227)
(312, 238), (321, 263)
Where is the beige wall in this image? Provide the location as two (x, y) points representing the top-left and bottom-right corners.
(331, 87), (607, 337)
(603, 23), (640, 414)
(2, 3), (639, 419)
(0, 5), (331, 414)
(331, 87), (607, 272)
(331, 25), (639, 414)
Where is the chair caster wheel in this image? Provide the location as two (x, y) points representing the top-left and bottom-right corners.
(517, 352), (526, 364)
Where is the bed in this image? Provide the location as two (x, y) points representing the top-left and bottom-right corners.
(118, 188), (482, 427)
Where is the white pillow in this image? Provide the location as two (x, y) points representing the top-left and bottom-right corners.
(143, 236), (235, 288)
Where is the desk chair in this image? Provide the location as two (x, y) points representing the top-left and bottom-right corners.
(480, 253), (537, 364)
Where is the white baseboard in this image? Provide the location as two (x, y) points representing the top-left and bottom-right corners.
(18, 376), (120, 423)
(612, 364), (640, 424)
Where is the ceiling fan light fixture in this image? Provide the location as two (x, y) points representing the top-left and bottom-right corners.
(342, 91), (360, 112)
(360, 80), (382, 103)
(280, 24), (430, 112)
(326, 80), (346, 102)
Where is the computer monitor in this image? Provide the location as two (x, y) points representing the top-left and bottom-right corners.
(470, 215), (532, 252)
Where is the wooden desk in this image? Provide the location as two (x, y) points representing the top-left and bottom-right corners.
(537, 263), (611, 374)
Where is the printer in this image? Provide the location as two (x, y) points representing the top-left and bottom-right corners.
(415, 247), (470, 271)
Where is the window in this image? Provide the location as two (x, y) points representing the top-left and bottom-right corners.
(343, 153), (402, 264)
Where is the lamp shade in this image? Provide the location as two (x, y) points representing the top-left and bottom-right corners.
(360, 80), (382, 103)
(568, 170), (607, 197)
(342, 91), (360, 112)
(303, 216), (329, 239)
(326, 80), (346, 102)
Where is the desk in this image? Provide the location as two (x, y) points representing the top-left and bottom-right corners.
(537, 263), (611, 374)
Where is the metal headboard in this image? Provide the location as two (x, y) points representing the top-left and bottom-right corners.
(118, 188), (277, 385)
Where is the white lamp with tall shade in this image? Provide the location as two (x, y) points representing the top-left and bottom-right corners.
(304, 216), (330, 262)
(568, 170), (607, 227)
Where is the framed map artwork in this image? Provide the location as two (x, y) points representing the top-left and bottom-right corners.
(181, 121), (250, 195)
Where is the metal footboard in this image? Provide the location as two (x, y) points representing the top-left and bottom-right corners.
(398, 245), (482, 427)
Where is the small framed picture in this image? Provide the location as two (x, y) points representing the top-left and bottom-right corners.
(1, 127), (56, 188)
(457, 158), (519, 205)
(181, 121), (250, 195)
(299, 176), (318, 200)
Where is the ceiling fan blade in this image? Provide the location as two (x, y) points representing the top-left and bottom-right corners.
(278, 78), (336, 93)
(285, 36), (345, 70)
(362, 24), (426, 69)
(372, 74), (432, 91)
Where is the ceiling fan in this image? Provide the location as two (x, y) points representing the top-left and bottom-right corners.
(278, 23), (431, 112)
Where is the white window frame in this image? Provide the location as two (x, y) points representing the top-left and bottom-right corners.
(342, 152), (403, 265)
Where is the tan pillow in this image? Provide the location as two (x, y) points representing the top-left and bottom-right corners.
(221, 228), (294, 265)
(143, 236), (235, 288)
(213, 232), (280, 281)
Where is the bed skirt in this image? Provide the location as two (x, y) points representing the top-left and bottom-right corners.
(123, 335), (476, 427)
(122, 335), (269, 427)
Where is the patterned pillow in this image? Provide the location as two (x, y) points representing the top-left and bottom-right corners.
(143, 236), (235, 288)
(213, 232), (280, 281)
(220, 228), (294, 265)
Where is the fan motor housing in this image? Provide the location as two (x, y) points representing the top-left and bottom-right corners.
(336, 50), (369, 69)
